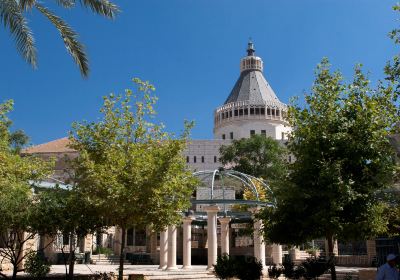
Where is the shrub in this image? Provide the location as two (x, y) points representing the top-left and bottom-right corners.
(301, 257), (330, 280)
(268, 264), (283, 279)
(24, 252), (51, 279)
(282, 259), (295, 279)
(92, 246), (113, 255)
(213, 254), (236, 280)
(235, 256), (263, 280)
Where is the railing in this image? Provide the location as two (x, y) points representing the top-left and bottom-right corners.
(214, 101), (288, 127)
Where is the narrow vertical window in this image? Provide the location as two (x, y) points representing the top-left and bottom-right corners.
(194, 156), (197, 163)
(214, 156), (217, 163)
(201, 156), (204, 163)
(230, 132), (233, 139)
(250, 130), (255, 136)
(186, 156), (189, 163)
(222, 134), (226, 140)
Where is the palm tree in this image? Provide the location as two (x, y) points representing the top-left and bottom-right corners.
(0, 0), (119, 77)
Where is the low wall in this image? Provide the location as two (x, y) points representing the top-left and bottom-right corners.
(336, 255), (371, 267)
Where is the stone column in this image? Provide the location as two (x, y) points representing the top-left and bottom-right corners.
(205, 205), (220, 270)
(272, 244), (283, 265)
(166, 225), (177, 270)
(324, 239), (339, 256)
(159, 229), (168, 269)
(250, 207), (266, 269)
(219, 217), (231, 256)
(182, 216), (195, 269)
(366, 240), (376, 264)
(253, 218), (266, 267)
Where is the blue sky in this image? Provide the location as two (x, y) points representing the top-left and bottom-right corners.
(0, 0), (398, 145)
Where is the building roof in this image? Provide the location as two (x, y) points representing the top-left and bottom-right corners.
(22, 137), (75, 154)
(224, 41), (285, 107)
(224, 70), (283, 106)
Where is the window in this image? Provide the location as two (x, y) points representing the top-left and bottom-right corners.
(201, 156), (204, 163)
(234, 110), (238, 116)
(239, 109), (243, 116)
(194, 156), (197, 163)
(276, 110), (280, 116)
(260, 108), (265, 115)
(229, 111), (232, 117)
(127, 228), (134, 246)
(255, 108), (260, 115)
(267, 108), (271, 115)
(214, 156), (217, 163)
(244, 108), (248, 115)
(63, 233), (70, 246)
(222, 134), (226, 140)
(261, 130), (266, 136)
(250, 108), (254, 115)
(250, 130), (255, 136)
(135, 229), (146, 246)
(186, 156), (189, 163)
(230, 132), (233, 139)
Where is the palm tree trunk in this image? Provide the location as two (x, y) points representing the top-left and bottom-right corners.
(118, 227), (126, 280)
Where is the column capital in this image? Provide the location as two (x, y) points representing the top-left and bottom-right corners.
(182, 216), (195, 224)
(205, 205), (220, 213)
(218, 217), (231, 224)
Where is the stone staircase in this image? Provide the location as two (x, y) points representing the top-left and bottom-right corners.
(318, 270), (359, 280)
(91, 254), (131, 265)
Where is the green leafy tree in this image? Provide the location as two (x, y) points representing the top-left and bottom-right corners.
(70, 78), (198, 280)
(261, 59), (398, 280)
(219, 135), (287, 183)
(34, 186), (105, 280)
(0, 100), (52, 280)
(0, 0), (119, 77)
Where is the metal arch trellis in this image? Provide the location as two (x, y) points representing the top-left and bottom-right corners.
(192, 169), (276, 210)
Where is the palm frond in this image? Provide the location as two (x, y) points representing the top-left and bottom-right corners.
(35, 2), (89, 77)
(0, 0), (37, 67)
(19, 0), (36, 10)
(79, 0), (118, 19)
(54, 0), (75, 9)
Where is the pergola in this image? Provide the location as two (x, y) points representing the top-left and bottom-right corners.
(159, 169), (282, 271)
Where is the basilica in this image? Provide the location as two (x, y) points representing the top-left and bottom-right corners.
(17, 41), (377, 269)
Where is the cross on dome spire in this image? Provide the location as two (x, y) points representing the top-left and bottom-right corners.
(247, 38), (255, 56)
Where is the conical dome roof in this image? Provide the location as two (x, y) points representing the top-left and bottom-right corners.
(224, 41), (285, 107)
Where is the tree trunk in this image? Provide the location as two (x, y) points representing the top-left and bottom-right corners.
(327, 235), (337, 280)
(118, 227), (126, 280)
(11, 263), (18, 280)
(68, 233), (75, 280)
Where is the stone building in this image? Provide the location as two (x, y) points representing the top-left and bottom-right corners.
(11, 41), (388, 269)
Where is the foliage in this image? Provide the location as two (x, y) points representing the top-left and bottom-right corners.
(261, 59), (399, 280)
(34, 186), (106, 280)
(0, 100), (52, 280)
(219, 135), (287, 184)
(268, 264), (283, 279)
(213, 254), (236, 280)
(92, 246), (113, 255)
(235, 256), (263, 280)
(70, 78), (198, 280)
(0, 0), (119, 77)
(282, 259), (295, 279)
(301, 257), (331, 280)
(24, 252), (51, 279)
